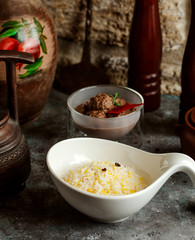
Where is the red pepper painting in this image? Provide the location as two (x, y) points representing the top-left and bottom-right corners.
(0, 17), (47, 78)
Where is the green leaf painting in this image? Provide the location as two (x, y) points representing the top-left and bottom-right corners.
(40, 36), (47, 54)
(2, 20), (23, 29)
(0, 28), (19, 38)
(24, 56), (43, 70)
(0, 17), (48, 78)
(19, 69), (38, 78)
(19, 56), (43, 78)
(21, 18), (30, 28)
(33, 17), (43, 32)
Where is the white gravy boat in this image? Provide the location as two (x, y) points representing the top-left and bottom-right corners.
(46, 138), (195, 223)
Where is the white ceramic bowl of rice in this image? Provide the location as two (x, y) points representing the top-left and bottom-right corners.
(46, 138), (195, 223)
(46, 138), (153, 223)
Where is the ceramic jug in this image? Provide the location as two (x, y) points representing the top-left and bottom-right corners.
(0, 50), (33, 196)
(179, 0), (195, 124)
(0, 0), (57, 125)
(128, 0), (162, 112)
(180, 107), (195, 160)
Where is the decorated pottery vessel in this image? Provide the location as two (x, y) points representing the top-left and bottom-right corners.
(180, 107), (195, 160)
(0, 0), (57, 124)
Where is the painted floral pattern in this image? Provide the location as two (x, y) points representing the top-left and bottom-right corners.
(0, 17), (47, 78)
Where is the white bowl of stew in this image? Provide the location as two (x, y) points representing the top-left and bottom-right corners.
(67, 85), (144, 140)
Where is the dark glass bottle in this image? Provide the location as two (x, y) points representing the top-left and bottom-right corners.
(128, 0), (162, 112)
(179, 0), (195, 124)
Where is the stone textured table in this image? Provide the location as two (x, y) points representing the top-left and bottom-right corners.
(0, 89), (194, 240)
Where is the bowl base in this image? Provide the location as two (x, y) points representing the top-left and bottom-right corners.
(67, 114), (143, 148)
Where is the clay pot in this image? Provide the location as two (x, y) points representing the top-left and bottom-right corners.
(180, 107), (195, 160)
(0, 0), (57, 125)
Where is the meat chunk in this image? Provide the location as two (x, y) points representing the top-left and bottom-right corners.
(89, 93), (114, 112)
(88, 110), (107, 118)
(75, 92), (134, 119)
(115, 97), (126, 106)
(75, 103), (86, 114)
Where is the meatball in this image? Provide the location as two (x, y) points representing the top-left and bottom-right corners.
(89, 93), (114, 112)
(75, 92), (133, 119)
(115, 98), (126, 106)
